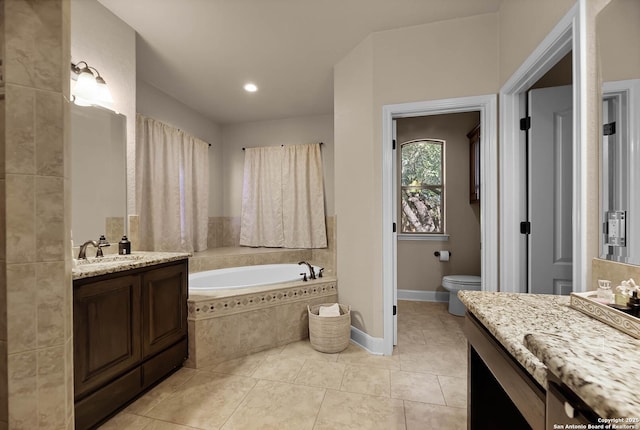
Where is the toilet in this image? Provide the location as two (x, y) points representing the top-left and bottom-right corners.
(442, 275), (481, 316)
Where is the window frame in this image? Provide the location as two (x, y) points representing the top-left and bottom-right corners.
(398, 138), (446, 236)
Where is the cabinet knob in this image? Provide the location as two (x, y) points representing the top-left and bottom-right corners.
(564, 401), (576, 418)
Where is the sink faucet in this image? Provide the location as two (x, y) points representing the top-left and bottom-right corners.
(77, 235), (110, 259)
(298, 261), (316, 280)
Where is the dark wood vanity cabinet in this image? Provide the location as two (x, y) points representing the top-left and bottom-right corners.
(74, 259), (188, 430)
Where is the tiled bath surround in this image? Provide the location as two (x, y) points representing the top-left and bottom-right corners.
(202, 215), (336, 275)
(187, 216), (337, 369)
(186, 279), (338, 368)
(2, 0), (73, 428)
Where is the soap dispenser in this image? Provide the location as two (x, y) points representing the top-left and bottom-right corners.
(118, 235), (131, 255)
(628, 290), (640, 318)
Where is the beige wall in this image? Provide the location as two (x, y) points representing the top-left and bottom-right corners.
(335, 14), (498, 338)
(396, 112), (481, 293)
(3, 0), (73, 427)
(597, 0), (640, 82)
(71, 0), (136, 213)
(136, 79), (224, 216)
(498, 0), (576, 85)
(221, 114), (335, 217)
(334, 35), (375, 334)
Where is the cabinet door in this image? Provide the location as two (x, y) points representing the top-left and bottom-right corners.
(74, 275), (142, 399)
(142, 262), (188, 358)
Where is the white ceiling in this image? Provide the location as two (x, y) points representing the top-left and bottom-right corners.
(99, 0), (502, 124)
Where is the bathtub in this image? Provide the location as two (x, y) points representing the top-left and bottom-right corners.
(186, 263), (337, 368)
(189, 263), (321, 291)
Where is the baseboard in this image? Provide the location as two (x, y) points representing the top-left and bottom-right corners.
(349, 325), (385, 355)
(397, 289), (449, 303)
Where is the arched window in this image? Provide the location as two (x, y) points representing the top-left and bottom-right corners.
(400, 139), (444, 234)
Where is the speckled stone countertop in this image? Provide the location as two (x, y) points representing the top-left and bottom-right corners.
(72, 251), (191, 280)
(458, 291), (640, 420)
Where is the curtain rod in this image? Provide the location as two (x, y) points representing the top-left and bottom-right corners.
(242, 142), (323, 151)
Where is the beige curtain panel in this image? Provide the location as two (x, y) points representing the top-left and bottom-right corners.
(240, 143), (327, 248)
(136, 114), (209, 253)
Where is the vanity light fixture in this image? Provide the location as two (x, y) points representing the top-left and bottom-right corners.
(243, 82), (258, 93)
(70, 61), (115, 110)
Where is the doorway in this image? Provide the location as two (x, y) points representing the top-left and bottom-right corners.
(499, 2), (589, 294)
(381, 95), (498, 355)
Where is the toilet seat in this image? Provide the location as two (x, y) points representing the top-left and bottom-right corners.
(442, 275), (481, 316)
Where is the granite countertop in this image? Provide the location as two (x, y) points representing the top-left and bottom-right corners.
(72, 251), (191, 280)
(458, 291), (640, 420)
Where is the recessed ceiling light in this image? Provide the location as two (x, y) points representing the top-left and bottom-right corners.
(244, 83), (258, 93)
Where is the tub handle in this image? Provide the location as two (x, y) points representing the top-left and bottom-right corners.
(300, 272), (308, 282)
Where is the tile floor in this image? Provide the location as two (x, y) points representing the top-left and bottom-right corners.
(99, 300), (468, 430)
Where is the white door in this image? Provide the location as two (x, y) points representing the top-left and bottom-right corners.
(528, 85), (573, 295)
(392, 119), (398, 345)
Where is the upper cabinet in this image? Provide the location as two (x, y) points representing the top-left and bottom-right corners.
(468, 124), (480, 203)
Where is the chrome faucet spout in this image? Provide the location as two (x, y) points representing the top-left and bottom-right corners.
(298, 261), (316, 279)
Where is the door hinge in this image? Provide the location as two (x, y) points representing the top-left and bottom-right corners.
(520, 116), (531, 131)
(392, 139), (396, 150)
(603, 122), (616, 136)
(393, 305), (397, 316)
(392, 222), (397, 233)
(520, 221), (531, 235)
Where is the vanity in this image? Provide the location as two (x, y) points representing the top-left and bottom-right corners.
(72, 252), (190, 430)
(460, 291), (640, 429)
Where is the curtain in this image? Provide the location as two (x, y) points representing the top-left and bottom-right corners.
(240, 143), (327, 248)
(136, 114), (209, 253)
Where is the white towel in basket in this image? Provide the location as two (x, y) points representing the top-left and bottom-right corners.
(319, 303), (341, 317)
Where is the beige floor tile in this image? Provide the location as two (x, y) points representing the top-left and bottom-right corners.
(252, 355), (306, 382)
(221, 379), (325, 430)
(124, 368), (198, 415)
(337, 343), (400, 369)
(208, 353), (266, 376)
(340, 365), (390, 397)
(314, 390), (406, 430)
(279, 339), (339, 362)
(140, 420), (199, 430)
(98, 413), (154, 429)
(438, 375), (467, 408)
(397, 344), (466, 377)
(399, 355), (466, 378)
(144, 372), (256, 429)
(396, 328), (426, 346)
(294, 359), (346, 389)
(404, 400), (466, 430)
(390, 370), (446, 405)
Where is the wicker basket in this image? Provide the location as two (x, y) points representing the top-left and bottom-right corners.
(308, 303), (351, 353)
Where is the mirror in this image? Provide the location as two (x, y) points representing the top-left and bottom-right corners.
(71, 104), (127, 248)
(598, 0), (640, 265)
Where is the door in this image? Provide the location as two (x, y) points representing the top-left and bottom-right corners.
(392, 119), (398, 345)
(141, 261), (188, 358)
(74, 274), (142, 399)
(528, 85), (573, 295)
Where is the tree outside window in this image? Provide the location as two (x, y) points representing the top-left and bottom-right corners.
(400, 139), (444, 233)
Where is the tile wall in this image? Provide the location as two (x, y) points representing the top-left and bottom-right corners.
(591, 258), (640, 291)
(2, 0), (73, 428)
(205, 215), (337, 275)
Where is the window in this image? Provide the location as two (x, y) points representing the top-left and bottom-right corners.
(400, 139), (444, 234)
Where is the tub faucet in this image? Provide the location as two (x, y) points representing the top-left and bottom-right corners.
(298, 261), (316, 279)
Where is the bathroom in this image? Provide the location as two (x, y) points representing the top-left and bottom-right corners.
(2, 0), (639, 428)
